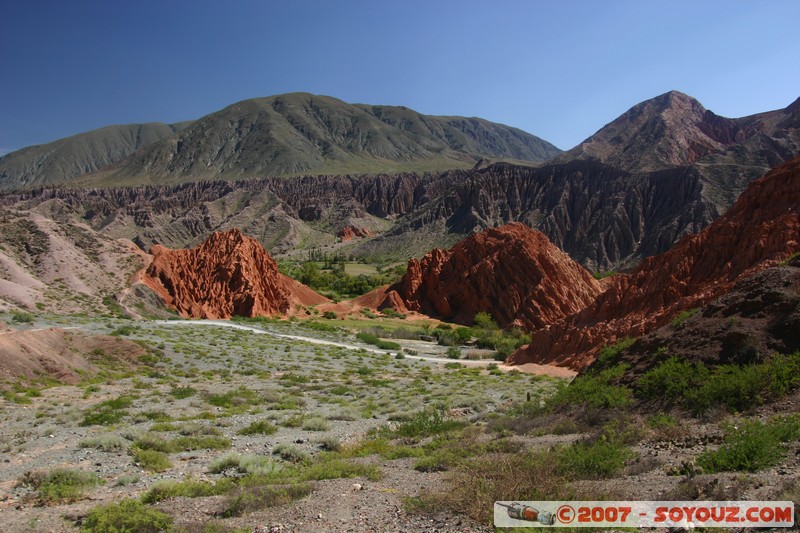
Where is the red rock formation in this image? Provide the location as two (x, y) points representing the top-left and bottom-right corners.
(338, 226), (375, 241)
(142, 228), (328, 319)
(511, 157), (800, 370)
(380, 222), (604, 328)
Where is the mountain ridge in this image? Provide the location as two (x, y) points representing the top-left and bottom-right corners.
(0, 93), (561, 190)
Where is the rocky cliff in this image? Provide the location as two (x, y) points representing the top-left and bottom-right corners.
(141, 228), (327, 319)
(378, 222), (604, 328)
(510, 157), (800, 369)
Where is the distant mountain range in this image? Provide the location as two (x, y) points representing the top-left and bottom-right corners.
(0, 93), (561, 190)
(1, 90), (798, 297)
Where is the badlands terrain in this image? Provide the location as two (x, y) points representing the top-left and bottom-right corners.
(0, 91), (799, 532)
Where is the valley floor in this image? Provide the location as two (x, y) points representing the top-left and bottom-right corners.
(0, 316), (797, 532)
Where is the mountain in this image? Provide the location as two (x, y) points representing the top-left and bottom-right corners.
(509, 156), (800, 370)
(372, 222), (604, 329)
(140, 228), (328, 319)
(561, 91), (800, 172)
(560, 90), (800, 207)
(0, 93), (561, 190)
(0, 122), (191, 190)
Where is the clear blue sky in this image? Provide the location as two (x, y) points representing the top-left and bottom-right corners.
(1, 0), (798, 155)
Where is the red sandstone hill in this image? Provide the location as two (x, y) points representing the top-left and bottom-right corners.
(141, 228), (328, 319)
(510, 157), (800, 370)
(374, 222), (604, 328)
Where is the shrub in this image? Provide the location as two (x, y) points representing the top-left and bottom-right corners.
(82, 499), (172, 532)
(671, 307), (699, 327)
(133, 448), (172, 472)
(637, 352), (800, 413)
(446, 346), (461, 359)
(322, 311), (338, 319)
(209, 454), (283, 477)
(141, 478), (230, 504)
(221, 482), (312, 517)
(11, 311), (34, 323)
(19, 468), (100, 504)
(272, 443), (310, 463)
(549, 365), (632, 409)
(594, 337), (635, 370)
(169, 386), (197, 399)
(79, 434), (128, 452)
(237, 420), (278, 436)
(80, 396), (134, 426)
(394, 410), (464, 438)
(302, 417), (331, 431)
(302, 459), (382, 481)
(637, 357), (706, 403)
(697, 416), (800, 473)
(557, 434), (635, 479)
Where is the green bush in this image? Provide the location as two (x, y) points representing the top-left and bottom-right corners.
(671, 308), (699, 327)
(133, 448), (172, 472)
(446, 346), (461, 359)
(169, 386), (197, 399)
(80, 396), (134, 426)
(19, 468), (100, 504)
(11, 311), (34, 323)
(82, 499), (173, 532)
(237, 419), (278, 436)
(637, 357), (706, 403)
(637, 352), (800, 413)
(549, 365), (632, 409)
(594, 337), (635, 370)
(208, 454), (283, 477)
(356, 331), (401, 350)
(394, 410), (464, 438)
(141, 478), (230, 504)
(697, 416), (800, 473)
(272, 443), (310, 463)
(79, 434), (128, 452)
(221, 482), (312, 517)
(557, 434), (635, 479)
(322, 311), (338, 319)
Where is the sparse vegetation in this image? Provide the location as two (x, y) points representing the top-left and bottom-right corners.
(698, 416), (800, 472)
(18, 468), (101, 504)
(82, 499), (173, 532)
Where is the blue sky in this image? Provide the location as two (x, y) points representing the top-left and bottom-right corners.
(1, 0), (798, 155)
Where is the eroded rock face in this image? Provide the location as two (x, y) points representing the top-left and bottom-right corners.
(510, 157), (800, 369)
(338, 226), (375, 241)
(142, 228), (327, 319)
(382, 222), (604, 328)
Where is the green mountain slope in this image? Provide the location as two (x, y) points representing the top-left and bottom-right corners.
(0, 93), (560, 190)
(0, 122), (191, 190)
